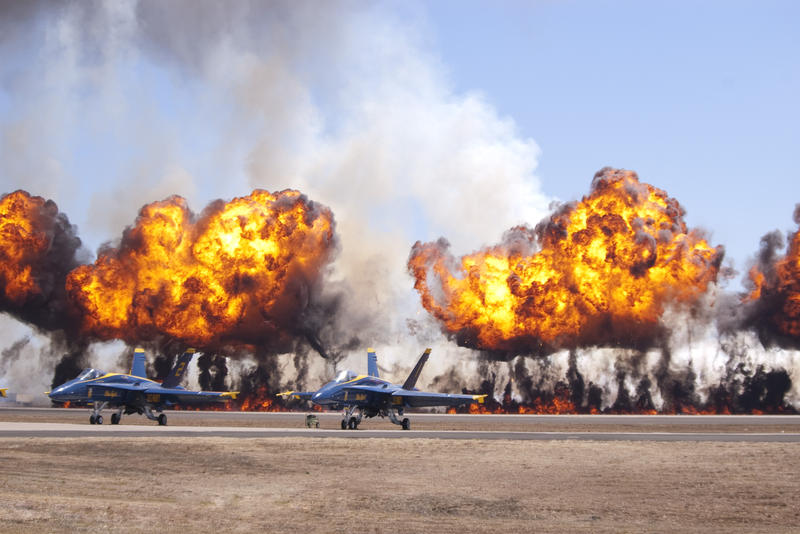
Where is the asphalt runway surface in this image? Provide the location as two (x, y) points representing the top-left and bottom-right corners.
(2, 407), (800, 442)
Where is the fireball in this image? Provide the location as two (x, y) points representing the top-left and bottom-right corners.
(66, 189), (336, 350)
(408, 168), (722, 352)
(0, 191), (52, 304)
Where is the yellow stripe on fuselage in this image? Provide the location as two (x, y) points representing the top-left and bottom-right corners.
(341, 375), (369, 386)
(79, 373), (160, 386)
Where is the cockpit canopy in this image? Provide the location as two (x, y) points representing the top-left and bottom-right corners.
(76, 368), (103, 381)
(334, 369), (357, 383)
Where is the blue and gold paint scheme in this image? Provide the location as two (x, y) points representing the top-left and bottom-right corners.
(48, 348), (238, 426)
(278, 348), (485, 430)
(0, 387), (7, 398)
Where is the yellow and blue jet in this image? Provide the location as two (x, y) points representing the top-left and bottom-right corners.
(278, 348), (486, 430)
(0, 387), (7, 398)
(47, 348), (238, 426)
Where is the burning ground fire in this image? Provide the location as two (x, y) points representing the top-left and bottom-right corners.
(1, 169), (799, 414)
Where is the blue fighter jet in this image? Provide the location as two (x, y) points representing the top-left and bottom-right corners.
(278, 348), (486, 430)
(47, 348), (238, 426)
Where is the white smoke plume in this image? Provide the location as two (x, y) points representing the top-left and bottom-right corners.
(0, 1), (548, 395)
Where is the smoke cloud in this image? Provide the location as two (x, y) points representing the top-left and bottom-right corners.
(0, 1), (546, 398)
(0, 2), (797, 413)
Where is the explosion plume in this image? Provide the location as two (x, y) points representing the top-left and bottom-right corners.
(408, 168), (723, 354)
(744, 204), (800, 346)
(66, 189), (337, 355)
(0, 190), (83, 333)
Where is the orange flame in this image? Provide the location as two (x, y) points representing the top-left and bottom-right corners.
(174, 386), (290, 412)
(0, 191), (60, 304)
(66, 190), (335, 350)
(409, 169), (722, 352)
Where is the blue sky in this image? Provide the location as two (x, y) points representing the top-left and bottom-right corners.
(424, 0), (799, 282)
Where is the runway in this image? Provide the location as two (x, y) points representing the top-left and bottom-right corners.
(2, 415), (800, 442)
(4, 406), (800, 427)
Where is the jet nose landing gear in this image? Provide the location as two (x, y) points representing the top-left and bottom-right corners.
(89, 402), (108, 425)
(341, 406), (362, 430)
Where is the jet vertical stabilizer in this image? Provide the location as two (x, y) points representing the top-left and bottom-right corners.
(130, 348), (147, 378)
(367, 348), (379, 378)
(161, 349), (195, 388)
(402, 348), (431, 390)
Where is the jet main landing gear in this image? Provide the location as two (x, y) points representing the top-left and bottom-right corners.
(387, 409), (411, 430)
(144, 406), (167, 426)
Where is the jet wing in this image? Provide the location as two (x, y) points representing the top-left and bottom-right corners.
(338, 385), (486, 408)
(385, 388), (487, 408)
(143, 386), (238, 405)
(86, 384), (237, 405)
(276, 390), (315, 400)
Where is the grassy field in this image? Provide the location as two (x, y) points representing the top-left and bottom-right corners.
(1, 436), (798, 533)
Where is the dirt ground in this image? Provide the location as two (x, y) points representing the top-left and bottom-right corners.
(1, 436), (798, 533)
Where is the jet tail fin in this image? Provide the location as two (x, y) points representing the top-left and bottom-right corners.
(162, 349), (195, 388)
(0, 388), (7, 398)
(402, 348), (431, 390)
(130, 348), (147, 378)
(367, 348), (379, 378)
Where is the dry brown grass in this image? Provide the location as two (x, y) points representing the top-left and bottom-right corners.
(1, 437), (798, 533)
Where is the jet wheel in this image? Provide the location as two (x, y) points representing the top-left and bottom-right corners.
(348, 417), (358, 430)
(341, 419), (347, 430)
(95, 415), (103, 425)
(401, 418), (410, 430)
(111, 413), (120, 425)
(157, 413), (167, 426)
(89, 415), (96, 425)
